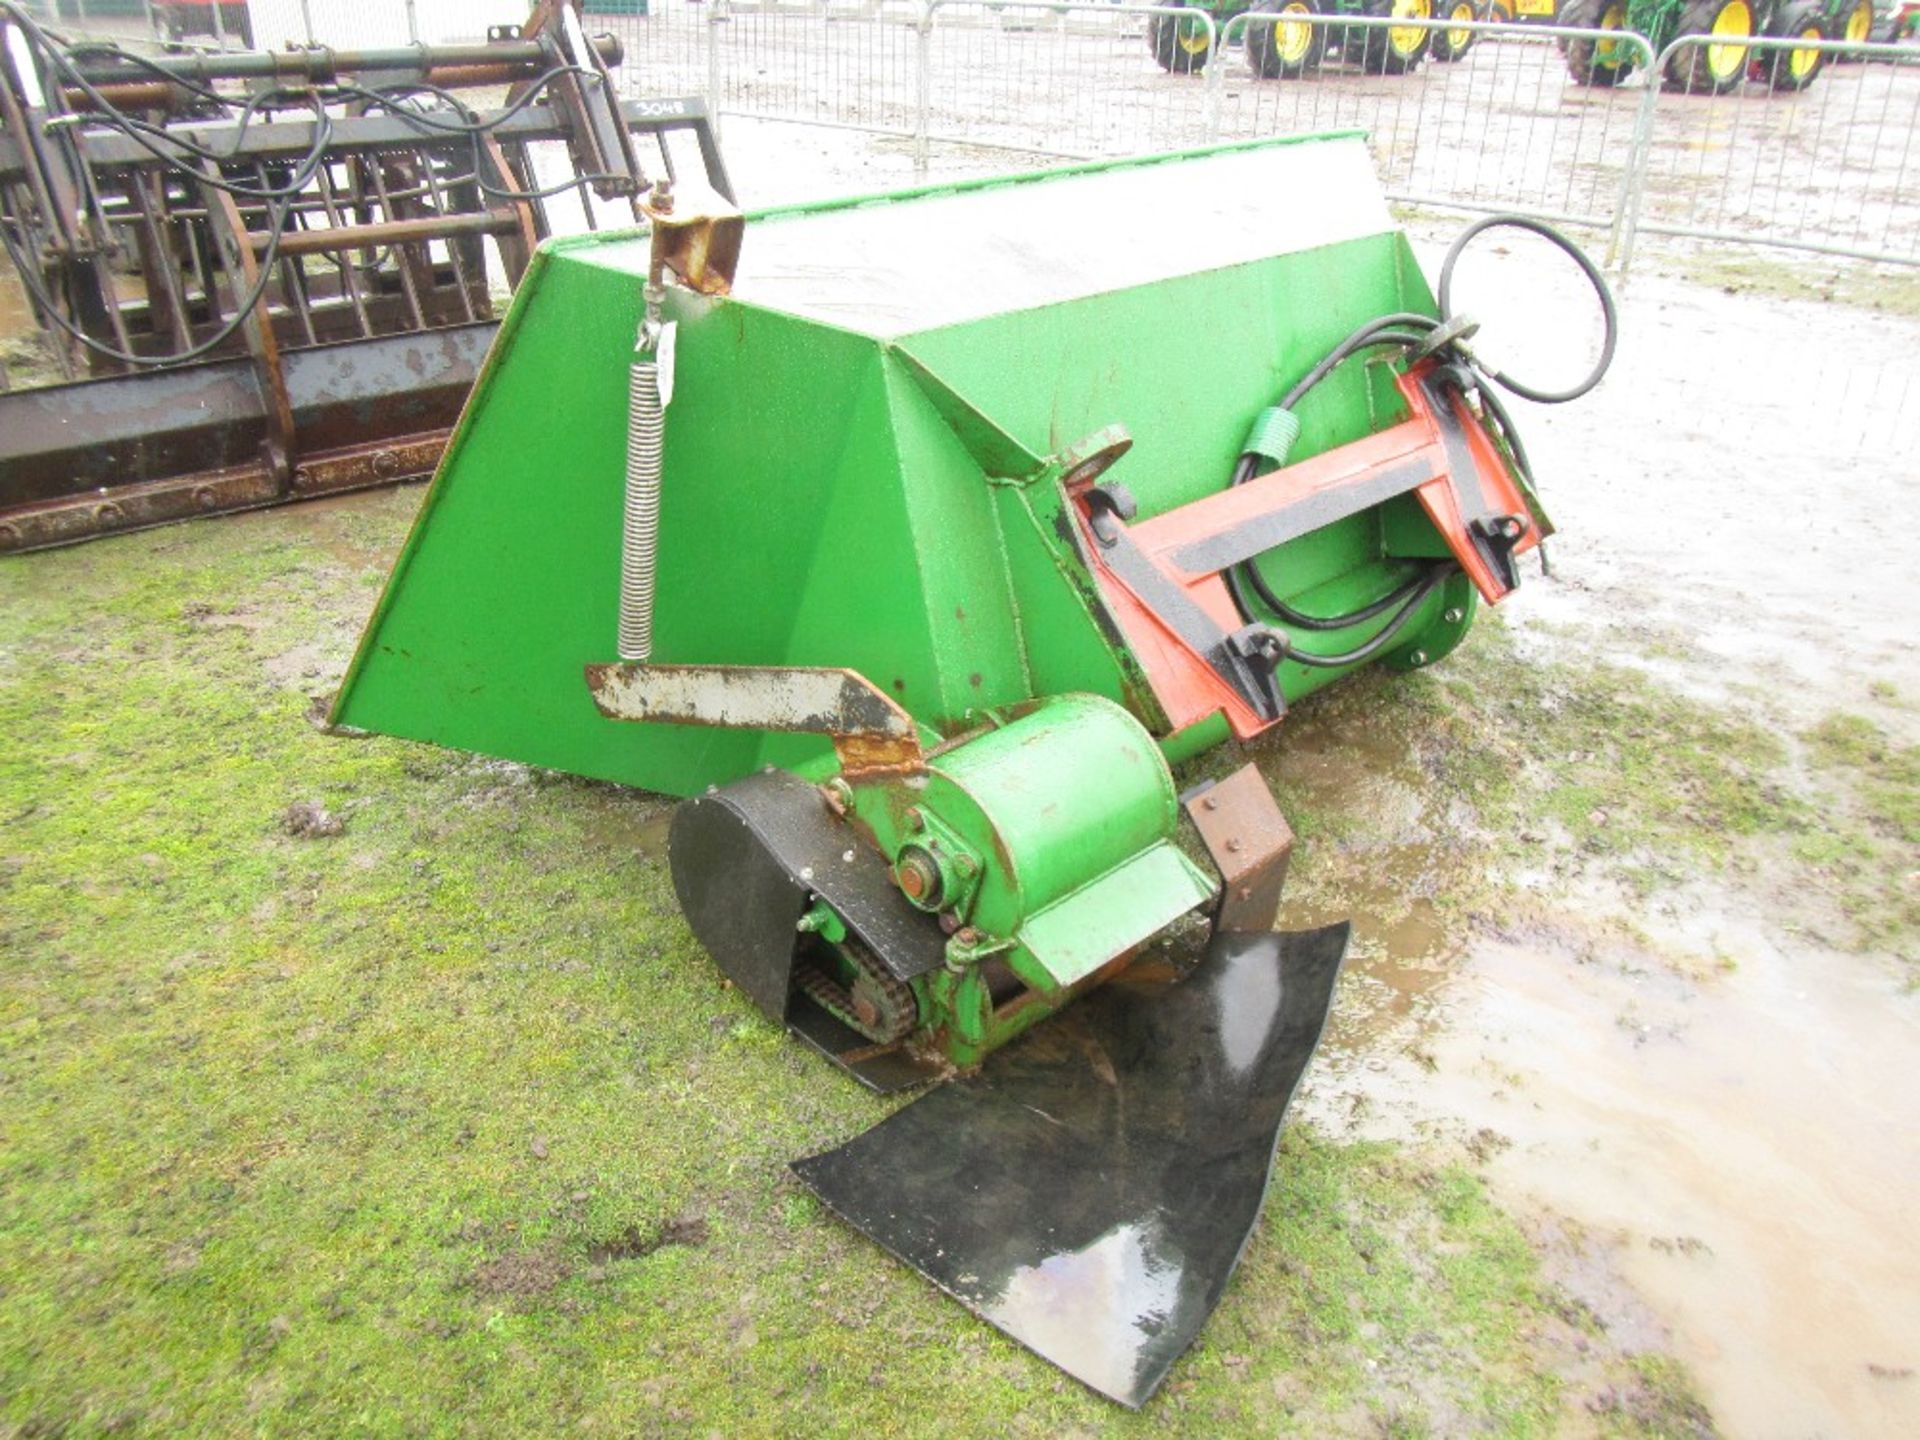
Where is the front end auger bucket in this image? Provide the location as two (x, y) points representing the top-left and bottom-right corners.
(329, 132), (1588, 1403)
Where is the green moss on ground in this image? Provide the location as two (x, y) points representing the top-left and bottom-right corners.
(1793, 714), (1920, 964)
(0, 498), (1694, 1437)
(1667, 251), (1920, 321)
(1239, 619), (1915, 980)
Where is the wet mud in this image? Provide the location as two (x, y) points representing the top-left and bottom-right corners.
(1278, 242), (1920, 1434)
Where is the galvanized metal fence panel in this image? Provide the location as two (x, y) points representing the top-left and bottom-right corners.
(597, 0), (712, 102)
(699, 1), (924, 138)
(33, 0), (1912, 272)
(919, 2), (1216, 161)
(1209, 15), (1655, 253)
(1625, 37), (1920, 268)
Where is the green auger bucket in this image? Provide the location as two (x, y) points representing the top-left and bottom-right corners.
(332, 135), (1609, 1405)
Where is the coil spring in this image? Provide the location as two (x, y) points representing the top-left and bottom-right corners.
(619, 357), (664, 661)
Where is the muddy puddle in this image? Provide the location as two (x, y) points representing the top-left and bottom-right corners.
(1302, 881), (1920, 1438)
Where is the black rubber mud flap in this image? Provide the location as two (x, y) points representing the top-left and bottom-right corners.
(669, 769), (948, 1093)
(789, 922), (1349, 1407)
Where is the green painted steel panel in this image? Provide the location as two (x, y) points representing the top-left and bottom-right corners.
(333, 135), (1459, 796)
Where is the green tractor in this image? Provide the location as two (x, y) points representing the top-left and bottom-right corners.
(1558, 0), (1856, 92)
(1148, 0), (1441, 76)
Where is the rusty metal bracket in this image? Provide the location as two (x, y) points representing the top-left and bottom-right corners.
(0, 7), (734, 555)
(584, 663), (925, 779)
(1182, 763), (1293, 935)
(639, 186), (744, 298)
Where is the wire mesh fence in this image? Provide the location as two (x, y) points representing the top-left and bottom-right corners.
(918, 2), (1216, 159)
(1626, 36), (1920, 267)
(703, 1), (922, 138)
(1209, 16), (1654, 252)
(19, 1), (1918, 270)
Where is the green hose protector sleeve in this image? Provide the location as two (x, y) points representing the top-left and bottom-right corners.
(1241, 406), (1301, 469)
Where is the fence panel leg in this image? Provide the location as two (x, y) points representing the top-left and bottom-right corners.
(707, 7), (724, 145)
(913, 6), (934, 180)
(1614, 78), (1660, 280)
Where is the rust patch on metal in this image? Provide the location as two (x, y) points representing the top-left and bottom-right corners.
(641, 192), (745, 297)
(584, 663), (926, 777)
(1, 16), (734, 551)
(1183, 764), (1293, 935)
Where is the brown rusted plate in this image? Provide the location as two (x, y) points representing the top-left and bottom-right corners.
(1182, 763), (1293, 934)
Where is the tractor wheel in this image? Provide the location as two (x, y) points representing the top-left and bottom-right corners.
(1833, 0), (1873, 57)
(1247, 0), (1328, 75)
(1431, 0), (1481, 59)
(1148, 5), (1215, 72)
(1363, 0), (1435, 71)
(1764, 1), (1828, 87)
(1486, 0), (1514, 17)
(1559, 0), (1638, 84)
(1663, 0), (1755, 91)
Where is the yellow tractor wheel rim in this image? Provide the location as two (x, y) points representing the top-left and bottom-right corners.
(1389, 0), (1432, 55)
(1178, 20), (1211, 54)
(1705, 0), (1752, 80)
(1789, 21), (1822, 76)
(1596, 0), (1629, 61)
(1277, 2), (1316, 62)
(1446, 0), (1474, 48)
(1845, 0), (1869, 41)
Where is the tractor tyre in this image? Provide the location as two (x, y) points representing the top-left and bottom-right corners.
(1833, 0), (1872, 57)
(1148, 6), (1216, 71)
(1431, 0), (1481, 59)
(1246, 0), (1328, 75)
(1486, 0), (1514, 18)
(1363, 0), (1435, 71)
(1662, 0), (1756, 91)
(1764, 0), (1829, 87)
(1559, 0), (1638, 85)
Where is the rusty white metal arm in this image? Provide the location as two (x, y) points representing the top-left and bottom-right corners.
(583, 663), (925, 778)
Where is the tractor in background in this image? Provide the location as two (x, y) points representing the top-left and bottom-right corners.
(1560, 0), (1862, 91)
(1149, 0), (1439, 75)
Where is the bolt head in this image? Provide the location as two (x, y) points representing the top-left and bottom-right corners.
(1443, 607), (1464, 624)
(1410, 650), (1429, 666)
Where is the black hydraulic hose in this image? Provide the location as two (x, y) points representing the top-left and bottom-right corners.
(1475, 379), (1538, 490)
(1224, 212), (1614, 641)
(1437, 213), (1618, 405)
(1254, 561), (1439, 633)
(0, 197), (294, 368)
(1278, 318), (1438, 411)
(0, 3), (628, 367)
(1275, 563), (1457, 670)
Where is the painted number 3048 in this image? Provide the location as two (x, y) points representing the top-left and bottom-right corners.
(629, 99), (689, 118)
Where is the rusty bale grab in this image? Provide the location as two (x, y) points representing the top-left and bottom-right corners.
(0, 0), (730, 552)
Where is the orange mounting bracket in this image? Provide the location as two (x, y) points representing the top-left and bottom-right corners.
(1065, 360), (1543, 742)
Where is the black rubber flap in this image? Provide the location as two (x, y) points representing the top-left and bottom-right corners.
(789, 922), (1349, 1407)
(669, 769), (949, 1023)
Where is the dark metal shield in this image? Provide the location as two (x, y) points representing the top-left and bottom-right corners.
(789, 921), (1349, 1407)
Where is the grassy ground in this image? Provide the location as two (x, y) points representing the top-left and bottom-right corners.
(17, 488), (1900, 1436)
